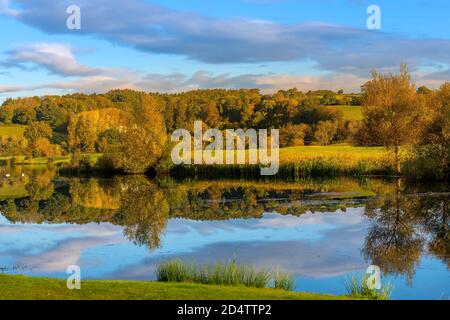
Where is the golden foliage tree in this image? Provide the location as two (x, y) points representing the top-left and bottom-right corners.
(361, 65), (427, 173)
(67, 108), (131, 152)
(114, 95), (167, 174)
(314, 120), (337, 146)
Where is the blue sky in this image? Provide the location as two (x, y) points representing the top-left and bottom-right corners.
(0, 0), (449, 100)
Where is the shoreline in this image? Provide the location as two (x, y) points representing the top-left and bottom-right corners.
(0, 274), (351, 300)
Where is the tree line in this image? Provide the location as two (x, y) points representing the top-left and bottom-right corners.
(0, 66), (448, 178)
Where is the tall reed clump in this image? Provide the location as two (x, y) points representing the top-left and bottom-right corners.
(344, 273), (392, 300)
(273, 267), (296, 291)
(155, 259), (194, 283)
(155, 259), (294, 291)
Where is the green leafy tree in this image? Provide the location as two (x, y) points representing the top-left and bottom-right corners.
(36, 99), (68, 130)
(280, 124), (311, 147)
(314, 120), (337, 146)
(12, 107), (36, 124)
(320, 91), (338, 105)
(416, 86), (432, 95)
(24, 121), (53, 146)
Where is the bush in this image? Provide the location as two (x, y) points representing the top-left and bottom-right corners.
(279, 124), (310, 147)
(402, 145), (449, 180)
(154, 141), (176, 174)
(96, 153), (120, 172)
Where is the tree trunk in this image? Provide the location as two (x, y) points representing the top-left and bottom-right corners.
(394, 144), (400, 175)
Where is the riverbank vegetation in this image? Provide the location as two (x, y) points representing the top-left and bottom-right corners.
(0, 66), (448, 180)
(156, 259), (295, 291)
(344, 273), (393, 300)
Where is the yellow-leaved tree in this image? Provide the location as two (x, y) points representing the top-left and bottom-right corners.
(114, 95), (168, 174)
(361, 65), (427, 174)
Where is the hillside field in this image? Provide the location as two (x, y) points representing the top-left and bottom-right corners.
(323, 105), (363, 121)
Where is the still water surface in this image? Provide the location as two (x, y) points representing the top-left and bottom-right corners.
(0, 167), (448, 299)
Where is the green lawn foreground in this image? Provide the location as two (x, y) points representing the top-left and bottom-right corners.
(0, 274), (351, 300)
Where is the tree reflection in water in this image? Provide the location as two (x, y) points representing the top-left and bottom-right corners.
(0, 174), (448, 280)
(363, 179), (449, 284)
(118, 176), (169, 250)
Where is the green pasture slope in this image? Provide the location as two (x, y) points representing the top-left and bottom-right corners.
(324, 105), (363, 121)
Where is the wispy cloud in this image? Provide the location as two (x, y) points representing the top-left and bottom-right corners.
(0, 0), (18, 16)
(0, 69), (367, 94)
(2, 43), (101, 76)
(1, 43), (128, 78)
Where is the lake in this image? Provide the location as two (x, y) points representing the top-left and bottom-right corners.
(0, 166), (449, 299)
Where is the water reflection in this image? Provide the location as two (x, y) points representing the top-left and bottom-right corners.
(0, 170), (448, 298)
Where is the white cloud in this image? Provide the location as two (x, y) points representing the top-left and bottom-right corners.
(2, 43), (106, 77)
(16, 237), (114, 272)
(1, 67), (446, 97)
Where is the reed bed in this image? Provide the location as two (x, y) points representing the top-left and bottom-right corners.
(155, 259), (294, 291)
(170, 146), (395, 179)
(170, 157), (395, 180)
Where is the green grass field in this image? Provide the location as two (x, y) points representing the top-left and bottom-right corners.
(0, 274), (349, 300)
(324, 105), (363, 121)
(0, 125), (26, 138)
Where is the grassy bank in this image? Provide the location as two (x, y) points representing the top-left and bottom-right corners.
(0, 274), (348, 300)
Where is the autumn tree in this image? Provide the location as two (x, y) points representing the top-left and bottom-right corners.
(119, 176), (169, 250)
(114, 95), (167, 174)
(67, 108), (130, 152)
(12, 107), (36, 124)
(361, 65), (426, 173)
(404, 82), (450, 179)
(24, 121), (53, 146)
(314, 120), (337, 146)
(363, 181), (424, 283)
(280, 124), (311, 147)
(202, 101), (220, 128)
(24, 121), (58, 157)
